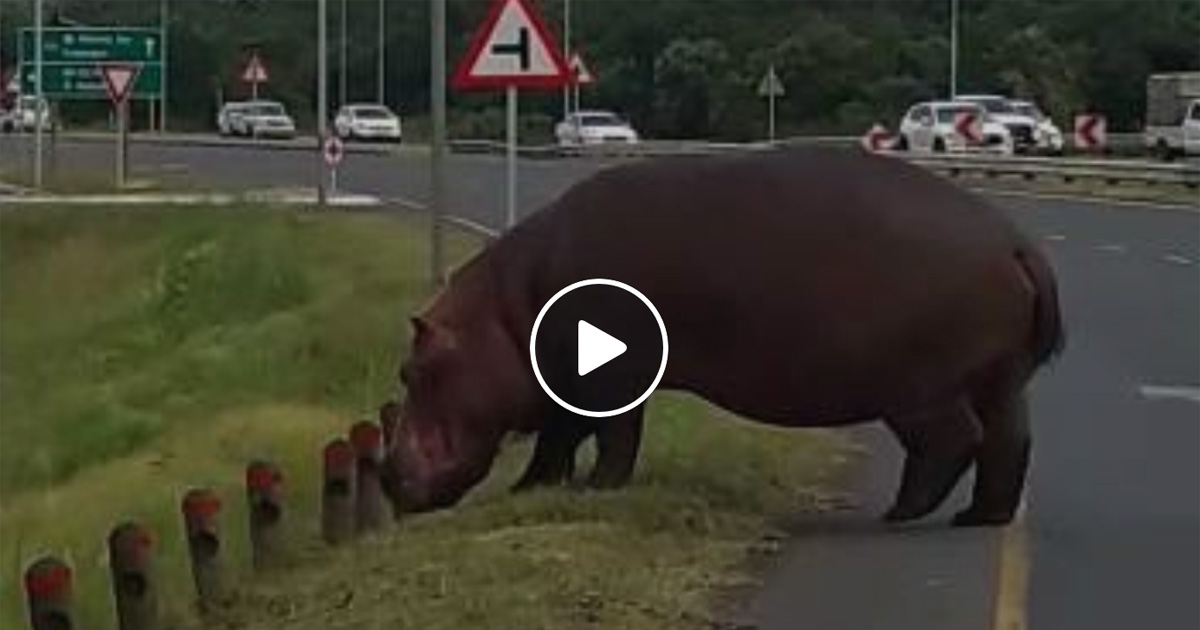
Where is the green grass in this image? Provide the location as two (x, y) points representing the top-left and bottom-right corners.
(0, 206), (850, 630)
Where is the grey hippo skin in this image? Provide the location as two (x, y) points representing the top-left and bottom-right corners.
(380, 147), (1065, 528)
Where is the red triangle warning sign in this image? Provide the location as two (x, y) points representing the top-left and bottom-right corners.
(242, 54), (269, 84)
(101, 64), (141, 105)
(452, 0), (570, 90)
(569, 53), (594, 85)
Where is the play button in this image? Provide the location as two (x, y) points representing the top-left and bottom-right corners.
(530, 279), (669, 418)
(577, 320), (626, 376)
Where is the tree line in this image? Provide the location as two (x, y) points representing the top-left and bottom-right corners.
(1, 0), (1196, 139)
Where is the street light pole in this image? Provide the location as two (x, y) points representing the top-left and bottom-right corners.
(949, 0), (959, 98)
(430, 0), (447, 287)
(339, 0), (347, 107)
(377, 0), (385, 104)
(318, 0), (328, 207)
(34, 0), (44, 190)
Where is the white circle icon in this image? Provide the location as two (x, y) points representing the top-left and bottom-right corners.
(529, 278), (669, 418)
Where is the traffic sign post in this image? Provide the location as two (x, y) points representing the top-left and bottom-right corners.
(453, 0), (571, 230)
(1073, 114), (1107, 152)
(102, 64), (141, 189)
(568, 52), (594, 115)
(241, 52), (268, 101)
(757, 65), (785, 142)
(19, 28), (165, 100)
(322, 135), (344, 197)
(953, 110), (983, 145)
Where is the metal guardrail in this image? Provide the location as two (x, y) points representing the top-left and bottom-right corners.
(448, 138), (1200, 189)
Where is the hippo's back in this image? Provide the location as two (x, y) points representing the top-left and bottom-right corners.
(503, 148), (1038, 425)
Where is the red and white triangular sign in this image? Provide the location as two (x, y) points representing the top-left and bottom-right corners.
(569, 52), (594, 85)
(242, 54), (269, 84)
(451, 0), (570, 90)
(101, 64), (141, 105)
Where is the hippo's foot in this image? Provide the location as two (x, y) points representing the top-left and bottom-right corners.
(882, 450), (975, 523)
(951, 505), (1016, 527)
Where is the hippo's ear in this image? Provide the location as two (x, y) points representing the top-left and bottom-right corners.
(411, 316), (458, 353)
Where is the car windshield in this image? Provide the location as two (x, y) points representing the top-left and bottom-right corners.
(964, 99), (1009, 114)
(353, 107), (393, 120)
(936, 105), (983, 124)
(1011, 103), (1044, 119)
(250, 103), (285, 116)
(579, 113), (623, 127)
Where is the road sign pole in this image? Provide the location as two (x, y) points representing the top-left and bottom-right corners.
(161, 0), (169, 132)
(506, 84), (518, 229)
(430, 0), (447, 287)
(339, 0), (347, 107)
(377, 0), (385, 104)
(949, 0), (959, 98)
(768, 91), (776, 142)
(561, 0), (571, 120)
(116, 100), (128, 189)
(317, 0), (329, 208)
(33, 0), (44, 190)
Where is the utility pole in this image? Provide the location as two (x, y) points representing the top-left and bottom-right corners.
(949, 0), (959, 98)
(376, 0), (385, 104)
(318, 0), (328, 207)
(430, 0), (446, 287)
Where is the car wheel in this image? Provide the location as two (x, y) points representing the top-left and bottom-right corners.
(932, 137), (947, 153)
(894, 134), (909, 151)
(1154, 139), (1175, 162)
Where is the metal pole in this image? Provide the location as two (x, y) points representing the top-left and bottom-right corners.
(506, 85), (517, 229)
(339, 0), (347, 107)
(768, 91), (776, 142)
(376, 0), (385, 104)
(160, 0), (169, 132)
(430, 0), (446, 286)
(561, 0), (570, 119)
(34, 0), (44, 190)
(318, 0), (328, 207)
(949, 0), (959, 98)
(116, 100), (127, 189)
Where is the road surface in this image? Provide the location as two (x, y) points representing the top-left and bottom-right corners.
(2, 137), (1197, 630)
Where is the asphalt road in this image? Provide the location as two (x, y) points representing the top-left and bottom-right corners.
(3, 137), (1198, 630)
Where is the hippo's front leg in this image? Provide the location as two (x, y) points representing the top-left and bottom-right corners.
(512, 417), (591, 491)
(586, 405), (645, 489)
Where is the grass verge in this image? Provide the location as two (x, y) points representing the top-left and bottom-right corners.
(0, 206), (850, 630)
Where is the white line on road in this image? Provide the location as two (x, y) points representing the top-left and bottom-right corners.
(1043, 234), (1067, 242)
(1161, 253), (1194, 266)
(1138, 385), (1200, 403)
(1095, 243), (1128, 253)
(978, 188), (1200, 214)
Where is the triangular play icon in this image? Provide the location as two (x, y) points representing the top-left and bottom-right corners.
(452, 0), (570, 90)
(577, 320), (627, 376)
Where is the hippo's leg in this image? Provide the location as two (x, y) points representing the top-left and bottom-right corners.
(586, 406), (645, 490)
(953, 387), (1030, 527)
(883, 397), (981, 523)
(512, 418), (592, 491)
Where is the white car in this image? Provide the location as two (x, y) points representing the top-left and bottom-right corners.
(956, 94), (1063, 154)
(896, 101), (1013, 155)
(554, 110), (640, 147)
(334, 104), (402, 142)
(3, 96), (53, 133)
(220, 100), (296, 139)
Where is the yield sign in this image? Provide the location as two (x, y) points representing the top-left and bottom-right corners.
(577, 320), (626, 376)
(452, 0), (570, 90)
(757, 65), (785, 98)
(242, 53), (269, 84)
(569, 52), (594, 85)
(101, 64), (141, 105)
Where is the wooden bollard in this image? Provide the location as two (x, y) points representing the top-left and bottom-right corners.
(108, 521), (159, 630)
(246, 461), (286, 570)
(24, 556), (73, 630)
(321, 438), (357, 544)
(181, 488), (228, 610)
(350, 421), (390, 532)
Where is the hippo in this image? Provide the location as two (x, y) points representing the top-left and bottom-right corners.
(383, 147), (1064, 527)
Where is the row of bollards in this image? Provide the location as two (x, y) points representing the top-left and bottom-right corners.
(23, 404), (397, 630)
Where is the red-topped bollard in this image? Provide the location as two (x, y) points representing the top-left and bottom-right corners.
(24, 556), (74, 630)
(181, 488), (228, 611)
(321, 438), (357, 544)
(350, 421), (391, 532)
(108, 521), (159, 630)
(246, 460), (286, 570)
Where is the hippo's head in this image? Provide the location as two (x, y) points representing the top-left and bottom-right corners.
(382, 312), (536, 512)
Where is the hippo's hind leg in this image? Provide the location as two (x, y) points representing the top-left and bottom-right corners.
(512, 418), (592, 491)
(883, 397), (982, 523)
(586, 405), (645, 490)
(953, 385), (1031, 527)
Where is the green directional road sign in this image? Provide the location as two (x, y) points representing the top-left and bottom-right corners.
(19, 27), (164, 100)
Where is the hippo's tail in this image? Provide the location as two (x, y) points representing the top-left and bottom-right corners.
(1015, 244), (1066, 366)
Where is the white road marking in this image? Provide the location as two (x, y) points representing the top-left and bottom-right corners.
(1138, 385), (1200, 403)
(977, 188), (1200, 214)
(1043, 234), (1066, 242)
(1095, 243), (1127, 254)
(1161, 254), (1194, 266)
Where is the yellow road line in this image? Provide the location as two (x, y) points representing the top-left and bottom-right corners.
(992, 501), (1031, 630)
